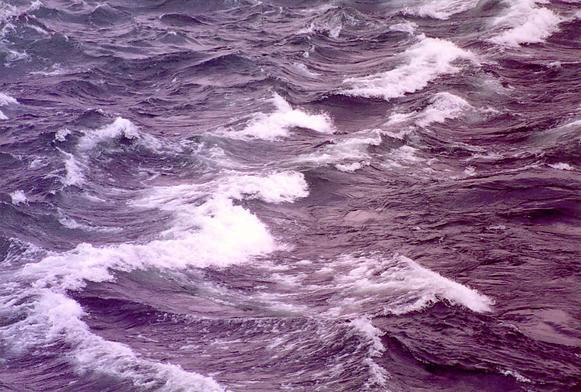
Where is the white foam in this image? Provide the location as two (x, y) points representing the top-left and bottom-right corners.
(292, 62), (320, 78)
(383, 145), (423, 168)
(350, 317), (389, 388)
(54, 128), (71, 142)
(501, 369), (532, 383)
(293, 130), (382, 172)
(2, 290), (224, 391)
(230, 94), (335, 141)
(3, 171), (309, 389)
(0, 92), (18, 106)
(327, 254), (493, 316)
(9, 190), (27, 205)
(78, 117), (162, 151)
(0, 92), (18, 120)
(342, 37), (477, 100)
(403, 0), (479, 20)
(61, 151), (86, 186)
(490, 0), (562, 47)
(388, 92), (472, 127)
(389, 21), (417, 34)
(549, 162), (573, 170)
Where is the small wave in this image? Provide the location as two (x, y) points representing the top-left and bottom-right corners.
(77, 117), (162, 152)
(61, 150), (86, 187)
(403, 0), (479, 20)
(226, 94), (335, 141)
(292, 129), (382, 172)
(350, 317), (389, 389)
(389, 21), (417, 34)
(325, 254), (493, 316)
(0, 92), (18, 120)
(387, 92), (473, 127)
(490, 0), (562, 47)
(341, 37), (478, 100)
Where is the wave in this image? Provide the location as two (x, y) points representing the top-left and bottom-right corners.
(323, 254), (493, 316)
(490, 0), (562, 46)
(224, 94), (335, 140)
(292, 129), (382, 172)
(341, 37), (478, 100)
(403, 0), (479, 20)
(77, 117), (162, 152)
(1, 171), (308, 390)
(387, 92), (473, 128)
(0, 91), (18, 120)
(350, 316), (389, 388)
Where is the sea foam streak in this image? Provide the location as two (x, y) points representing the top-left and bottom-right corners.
(1, 171), (309, 390)
(341, 37), (477, 100)
(490, 0), (562, 47)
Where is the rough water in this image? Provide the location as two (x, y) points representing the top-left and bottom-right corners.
(1, 0), (580, 391)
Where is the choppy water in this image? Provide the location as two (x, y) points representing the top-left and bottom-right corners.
(1, 1), (580, 391)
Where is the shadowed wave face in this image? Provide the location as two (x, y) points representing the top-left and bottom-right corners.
(0, 0), (580, 391)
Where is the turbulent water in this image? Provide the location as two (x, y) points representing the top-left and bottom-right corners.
(0, 0), (580, 391)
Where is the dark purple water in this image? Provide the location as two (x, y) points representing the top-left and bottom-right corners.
(1, 0), (580, 391)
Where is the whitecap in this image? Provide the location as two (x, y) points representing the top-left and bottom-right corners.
(227, 94), (335, 141)
(341, 37), (478, 100)
(403, 0), (479, 20)
(490, 0), (562, 47)
(388, 92), (473, 127)
(0, 92), (18, 120)
(9, 190), (27, 205)
(548, 162), (573, 170)
(78, 117), (161, 151)
(292, 129), (382, 172)
(325, 254), (493, 316)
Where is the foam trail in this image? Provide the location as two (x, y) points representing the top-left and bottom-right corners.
(229, 93), (335, 140)
(490, 0), (562, 47)
(341, 37), (477, 100)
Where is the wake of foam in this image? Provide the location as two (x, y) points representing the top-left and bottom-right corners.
(228, 94), (335, 140)
(341, 37), (477, 100)
(490, 0), (562, 47)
